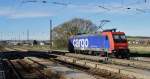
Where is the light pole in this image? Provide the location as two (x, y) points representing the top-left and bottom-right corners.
(50, 19), (52, 49)
(27, 29), (29, 44)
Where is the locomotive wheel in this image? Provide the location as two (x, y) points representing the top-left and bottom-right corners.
(114, 52), (119, 58)
(117, 52), (130, 59)
(124, 52), (130, 59)
(109, 53), (115, 58)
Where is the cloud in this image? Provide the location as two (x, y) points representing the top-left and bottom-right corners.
(9, 11), (53, 19)
(0, 7), (54, 19)
(0, 7), (13, 16)
(66, 4), (106, 13)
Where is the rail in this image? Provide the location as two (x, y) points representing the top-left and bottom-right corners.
(7, 60), (23, 79)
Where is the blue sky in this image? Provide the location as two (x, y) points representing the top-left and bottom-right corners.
(0, 0), (150, 40)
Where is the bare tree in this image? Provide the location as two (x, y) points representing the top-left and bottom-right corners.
(52, 18), (96, 49)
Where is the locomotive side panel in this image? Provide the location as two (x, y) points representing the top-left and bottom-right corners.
(68, 34), (109, 52)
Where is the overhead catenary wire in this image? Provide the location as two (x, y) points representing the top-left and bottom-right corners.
(98, 5), (110, 11)
(21, 0), (37, 3)
(136, 8), (146, 13)
(21, 0), (69, 6)
(20, 0), (150, 13)
(144, 0), (147, 3)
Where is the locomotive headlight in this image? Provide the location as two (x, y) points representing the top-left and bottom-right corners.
(113, 50), (116, 52)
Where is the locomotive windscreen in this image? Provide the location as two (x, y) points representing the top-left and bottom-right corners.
(113, 34), (127, 43)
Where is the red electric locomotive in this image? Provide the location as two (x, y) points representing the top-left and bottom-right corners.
(68, 29), (130, 58)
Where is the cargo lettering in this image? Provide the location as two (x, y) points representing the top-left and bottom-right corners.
(73, 39), (89, 48)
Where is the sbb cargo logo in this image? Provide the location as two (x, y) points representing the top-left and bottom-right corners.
(73, 38), (89, 48)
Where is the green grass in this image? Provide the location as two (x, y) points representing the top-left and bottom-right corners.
(129, 46), (150, 54)
(127, 36), (150, 40)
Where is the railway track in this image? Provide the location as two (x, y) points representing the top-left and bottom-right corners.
(23, 57), (101, 79)
(0, 59), (24, 79)
(1, 56), (102, 79)
(47, 50), (150, 79)
(27, 56), (137, 79)
(6, 60), (24, 79)
(48, 50), (150, 70)
(64, 53), (150, 70)
(54, 57), (132, 79)
(5, 46), (150, 63)
(10, 59), (48, 79)
(2, 47), (150, 79)
(55, 55), (150, 79)
(0, 60), (6, 79)
(5, 47), (150, 71)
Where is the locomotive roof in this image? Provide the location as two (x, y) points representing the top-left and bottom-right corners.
(70, 33), (102, 38)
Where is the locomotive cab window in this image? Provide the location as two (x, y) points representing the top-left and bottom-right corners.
(113, 35), (119, 39)
(120, 35), (126, 39)
(113, 34), (127, 43)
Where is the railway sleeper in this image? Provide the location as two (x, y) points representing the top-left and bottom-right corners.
(25, 57), (97, 79)
(57, 56), (150, 79)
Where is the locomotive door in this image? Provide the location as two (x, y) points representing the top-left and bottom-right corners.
(104, 36), (110, 57)
(105, 36), (110, 49)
